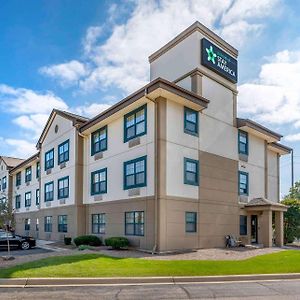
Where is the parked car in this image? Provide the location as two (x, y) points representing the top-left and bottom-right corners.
(0, 231), (36, 250)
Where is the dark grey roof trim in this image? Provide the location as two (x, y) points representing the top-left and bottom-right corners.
(10, 152), (40, 174)
(80, 77), (209, 133)
(237, 118), (282, 140)
(269, 142), (292, 153)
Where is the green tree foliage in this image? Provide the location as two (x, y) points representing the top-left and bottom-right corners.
(282, 183), (300, 243)
(0, 195), (14, 230)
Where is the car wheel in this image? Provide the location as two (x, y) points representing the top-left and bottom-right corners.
(21, 241), (30, 250)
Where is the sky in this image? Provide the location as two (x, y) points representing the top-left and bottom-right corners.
(0, 0), (299, 197)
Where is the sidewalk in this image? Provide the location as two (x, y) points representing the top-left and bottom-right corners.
(36, 240), (69, 252)
(1, 273), (300, 288)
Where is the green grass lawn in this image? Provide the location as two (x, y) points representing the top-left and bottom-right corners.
(1, 250), (300, 278)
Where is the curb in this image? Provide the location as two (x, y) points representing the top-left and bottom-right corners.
(1, 273), (300, 287)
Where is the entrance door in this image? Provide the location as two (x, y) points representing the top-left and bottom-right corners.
(251, 215), (258, 243)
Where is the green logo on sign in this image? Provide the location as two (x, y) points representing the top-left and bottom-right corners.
(206, 46), (217, 64)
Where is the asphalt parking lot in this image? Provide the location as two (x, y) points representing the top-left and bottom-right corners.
(0, 247), (53, 256)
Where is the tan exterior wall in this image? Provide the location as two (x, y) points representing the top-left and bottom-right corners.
(85, 197), (155, 250)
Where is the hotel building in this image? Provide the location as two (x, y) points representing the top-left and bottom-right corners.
(6, 22), (291, 251)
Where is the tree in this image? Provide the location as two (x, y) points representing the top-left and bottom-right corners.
(282, 183), (300, 244)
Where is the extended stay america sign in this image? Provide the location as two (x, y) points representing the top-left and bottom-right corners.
(201, 38), (238, 83)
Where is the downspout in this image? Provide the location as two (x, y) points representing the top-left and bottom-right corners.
(144, 87), (158, 254)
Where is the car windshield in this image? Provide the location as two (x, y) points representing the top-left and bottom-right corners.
(0, 232), (13, 238)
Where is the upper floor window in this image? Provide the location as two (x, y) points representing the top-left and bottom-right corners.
(44, 216), (52, 232)
(185, 212), (197, 233)
(2, 176), (7, 190)
(91, 168), (107, 195)
(45, 149), (54, 170)
(16, 172), (21, 186)
(184, 107), (198, 136)
(240, 215), (247, 235)
(36, 162), (40, 178)
(25, 192), (31, 207)
(91, 126), (107, 155)
(125, 211), (144, 236)
(58, 140), (69, 164)
(124, 105), (147, 142)
(58, 215), (68, 233)
(184, 158), (199, 186)
(36, 189), (40, 206)
(239, 171), (249, 196)
(238, 130), (248, 155)
(92, 213), (106, 234)
(58, 177), (69, 199)
(45, 181), (54, 202)
(15, 195), (21, 209)
(25, 167), (32, 183)
(124, 156), (147, 190)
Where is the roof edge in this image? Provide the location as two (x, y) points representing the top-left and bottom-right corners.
(80, 77), (209, 133)
(10, 152), (40, 174)
(149, 21), (238, 63)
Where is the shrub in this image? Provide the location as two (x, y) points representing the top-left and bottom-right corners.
(64, 237), (72, 245)
(78, 245), (93, 251)
(73, 235), (102, 247)
(105, 237), (129, 249)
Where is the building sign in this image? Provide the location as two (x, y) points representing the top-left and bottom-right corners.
(201, 38), (238, 83)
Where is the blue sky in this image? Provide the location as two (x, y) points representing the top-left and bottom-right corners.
(0, 0), (299, 197)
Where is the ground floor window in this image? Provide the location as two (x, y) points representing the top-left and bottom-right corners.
(44, 216), (52, 232)
(185, 212), (197, 232)
(125, 211), (144, 236)
(58, 215), (67, 232)
(36, 218), (39, 231)
(24, 218), (30, 231)
(92, 213), (106, 234)
(240, 215), (247, 235)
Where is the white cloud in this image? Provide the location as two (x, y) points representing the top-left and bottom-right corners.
(39, 60), (88, 86)
(0, 84), (68, 114)
(285, 133), (300, 142)
(39, 0), (280, 94)
(13, 114), (49, 137)
(4, 139), (36, 158)
(72, 103), (111, 118)
(238, 50), (300, 125)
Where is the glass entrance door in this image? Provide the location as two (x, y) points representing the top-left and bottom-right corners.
(251, 215), (258, 243)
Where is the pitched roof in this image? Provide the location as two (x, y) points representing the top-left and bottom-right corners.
(10, 152), (40, 174)
(37, 109), (89, 148)
(80, 77), (209, 133)
(245, 197), (287, 209)
(0, 156), (25, 169)
(268, 142), (292, 155)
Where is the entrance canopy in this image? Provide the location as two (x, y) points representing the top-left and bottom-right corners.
(244, 197), (287, 212)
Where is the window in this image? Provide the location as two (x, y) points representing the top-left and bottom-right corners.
(15, 195), (21, 209)
(124, 156), (147, 190)
(184, 107), (198, 136)
(58, 177), (69, 199)
(240, 215), (247, 235)
(124, 105), (147, 142)
(58, 140), (69, 164)
(16, 172), (21, 186)
(0, 179), (1, 191)
(91, 126), (107, 155)
(25, 167), (32, 183)
(92, 213), (106, 234)
(2, 176), (7, 190)
(36, 162), (40, 178)
(25, 192), (31, 207)
(91, 169), (107, 195)
(36, 189), (40, 206)
(45, 181), (54, 201)
(44, 216), (52, 232)
(58, 215), (67, 232)
(125, 211), (144, 236)
(36, 218), (39, 231)
(239, 171), (249, 195)
(238, 130), (248, 155)
(184, 158), (199, 186)
(45, 149), (54, 170)
(24, 218), (30, 231)
(185, 212), (197, 232)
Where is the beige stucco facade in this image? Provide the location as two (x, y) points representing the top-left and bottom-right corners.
(4, 21), (291, 252)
